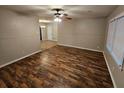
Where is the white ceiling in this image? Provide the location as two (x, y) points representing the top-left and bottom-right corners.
(0, 5), (117, 19)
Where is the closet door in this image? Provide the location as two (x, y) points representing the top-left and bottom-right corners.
(106, 20), (116, 52)
(112, 17), (124, 65)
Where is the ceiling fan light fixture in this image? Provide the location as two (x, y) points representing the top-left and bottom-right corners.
(54, 17), (62, 22)
(60, 14), (64, 17)
(52, 8), (71, 22)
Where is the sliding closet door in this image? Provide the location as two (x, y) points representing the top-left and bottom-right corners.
(112, 17), (124, 65)
(107, 21), (116, 52)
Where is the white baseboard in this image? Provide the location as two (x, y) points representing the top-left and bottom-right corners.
(103, 52), (117, 88)
(58, 44), (103, 53)
(0, 50), (41, 68)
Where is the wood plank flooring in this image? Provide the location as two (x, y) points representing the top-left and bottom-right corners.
(41, 40), (57, 50)
(0, 45), (113, 88)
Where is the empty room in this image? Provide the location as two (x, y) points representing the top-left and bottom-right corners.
(0, 4), (124, 88)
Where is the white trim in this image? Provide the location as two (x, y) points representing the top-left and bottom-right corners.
(103, 52), (117, 88)
(0, 50), (41, 68)
(58, 43), (103, 53)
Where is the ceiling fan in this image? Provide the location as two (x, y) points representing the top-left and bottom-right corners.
(51, 8), (72, 22)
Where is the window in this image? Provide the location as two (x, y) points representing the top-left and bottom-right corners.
(107, 20), (116, 52)
(107, 17), (124, 66)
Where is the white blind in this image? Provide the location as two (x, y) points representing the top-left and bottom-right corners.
(112, 17), (124, 65)
(107, 21), (116, 52)
(107, 17), (124, 66)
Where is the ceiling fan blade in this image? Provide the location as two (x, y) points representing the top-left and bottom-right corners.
(66, 17), (72, 20)
(63, 13), (68, 16)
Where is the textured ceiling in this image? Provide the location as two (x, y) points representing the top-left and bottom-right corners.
(0, 5), (117, 19)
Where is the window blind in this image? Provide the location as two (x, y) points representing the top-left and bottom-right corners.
(107, 20), (116, 52)
(107, 17), (124, 66)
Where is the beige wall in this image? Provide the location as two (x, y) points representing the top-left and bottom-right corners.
(104, 6), (124, 88)
(58, 18), (106, 51)
(0, 8), (41, 66)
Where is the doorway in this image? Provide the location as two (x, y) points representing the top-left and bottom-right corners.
(39, 26), (42, 40)
(39, 23), (57, 51)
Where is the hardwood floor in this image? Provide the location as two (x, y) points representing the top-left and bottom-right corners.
(41, 40), (57, 50)
(0, 45), (113, 88)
